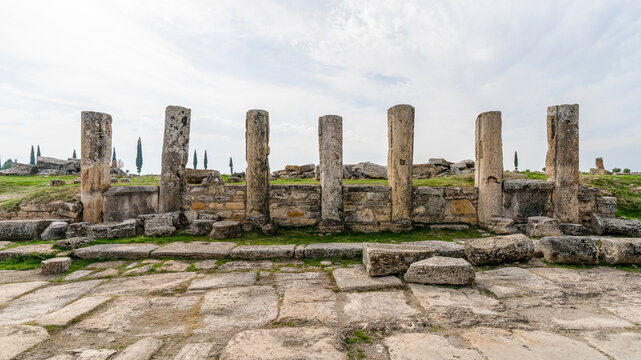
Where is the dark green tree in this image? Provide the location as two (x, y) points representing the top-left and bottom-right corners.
(193, 150), (198, 169)
(514, 151), (519, 172)
(1, 159), (13, 170)
(203, 150), (208, 170)
(37, 145), (41, 157)
(30, 145), (35, 165)
(136, 137), (143, 175)
(229, 157), (234, 175)
(72, 149), (77, 159)
(112, 148), (117, 162)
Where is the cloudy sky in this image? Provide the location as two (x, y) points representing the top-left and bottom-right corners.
(1, 0), (639, 174)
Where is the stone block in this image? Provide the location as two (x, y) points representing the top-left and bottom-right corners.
(486, 217), (518, 235)
(41, 257), (71, 275)
(596, 196), (617, 216)
(401, 240), (465, 258)
(363, 243), (438, 276)
(502, 180), (553, 223)
(144, 216), (176, 237)
(404, 256), (475, 285)
(593, 214), (641, 237)
(185, 219), (215, 236)
(0, 220), (51, 241)
(40, 221), (68, 240)
(74, 243), (159, 260)
(102, 186), (159, 222)
(526, 216), (563, 237)
(538, 236), (600, 265)
(230, 245), (295, 260)
(66, 222), (90, 238)
(464, 234), (534, 265)
(0, 243), (55, 261)
(559, 223), (590, 236)
(332, 265), (402, 291)
(303, 242), (363, 259)
(55, 236), (92, 250)
(113, 337), (163, 360)
(210, 220), (242, 239)
(152, 241), (236, 259)
(599, 238), (641, 264)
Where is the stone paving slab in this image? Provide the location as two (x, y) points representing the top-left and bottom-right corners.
(475, 267), (563, 299)
(192, 259), (218, 270)
(74, 244), (159, 260)
(522, 305), (634, 330)
(197, 285), (278, 333)
(385, 333), (483, 360)
(463, 327), (608, 360)
(35, 295), (111, 326)
(402, 240), (466, 258)
(277, 286), (338, 325)
(173, 343), (214, 360)
(0, 280), (48, 305)
(63, 270), (94, 281)
(0, 324), (49, 360)
(216, 260), (275, 272)
(219, 327), (346, 360)
(583, 331), (641, 360)
(260, 271), (331, 294)
(113, 337), (163, 360)
(89, 272), (195, 296)
(332, 265), (402, 291)
(0, 241), (12, 250)
(230, 244), (296, 260)
(84, 261), (127, 270)
(187, 271), (257, 291)
(0, 269), (57, 283)
(151, 241), (236, 259)
(0, 243), (55, 260)
(409, 284), (500, 316)
(76, 349), (116, 360)
(303, 242), (364, 259)
(342, 291), (423, 327)
(0, 280), (102, 325)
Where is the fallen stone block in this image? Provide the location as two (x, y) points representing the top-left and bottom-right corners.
(404, 256), (475, 285)
(55, 236), (92, 250)
(66, 222), (90, 238)
(486, 217), (518, 235)
(538, 236), (600, 265)
(332, 265), (402, 291)
(113, 337), (163, 360)
(303, 242), (363, 259)
(526, 216), (563, 237)
(363, 243), (438, 276)
(210, 220), (242, 239)
(41, 257), (71, 275)
(593, 214), (641, 237)
(185, 219), (215, 236)
(230, 245), (295, 260)
(41, 222), (68, 241)
(600, 238), (641, 264)
(464, 234), (534, 265)
(402, 240), (465, 258)
(0, 243), (56, 261)
(74, 243), (159, 260)
(152, 241), (236, 259)
(559, 223), (590, 236)
(261, 223), (277, 236)
(143, 216), (175, 237)
(0, 220), (51, 241)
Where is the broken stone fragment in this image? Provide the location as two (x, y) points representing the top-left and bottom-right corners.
(464, 234), (534, 266)
(538, 236), (600, 265)
(404, 256), (475, 285)
(41, 257), (71, 275)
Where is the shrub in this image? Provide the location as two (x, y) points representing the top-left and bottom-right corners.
(612, 168), (621, 173)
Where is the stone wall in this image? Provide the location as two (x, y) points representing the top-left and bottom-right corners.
(0, 200), (81, 221)
(103, 186), (159, 222)
(343, 185), (392, 232)
(413, 187), (478, 225)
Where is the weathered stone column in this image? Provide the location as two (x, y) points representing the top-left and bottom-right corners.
(159, 106), (191, 213)
(546, 104), (579, 224)
(245, 109), (270, 227)
(318, 115), (344, 232)
(387, 104), (415, 232)
(80, 111), (112, 223)
(475, 111), (504, 226)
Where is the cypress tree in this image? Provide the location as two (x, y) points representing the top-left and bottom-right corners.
(30, 146), (35, 165)
(514, 151), (519, 172)
(112, 148), (117, 162)
(72, 149), (77, 159)
(37, 145), (41, 157)
(229, 157), (234, 175)
(136, 137), (143, 175)
(203, 150), (208, 170)
(1, 159), (12, 170)
(193, 150), (198, 169)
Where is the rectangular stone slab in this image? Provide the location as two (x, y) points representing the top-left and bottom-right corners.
(0, 243), (55, 261)
(151, 241), (236, 259)
(0, 281), (48, 305)
(74, 244), (159, 260)
(363, 243), (438, 276)
(35, 295), (110, 326)
(303, 243), (363, 259)
(332, 265), (402, 291)
(230, 245), (295, 260)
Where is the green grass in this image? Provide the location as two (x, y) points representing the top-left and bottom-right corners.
(87, 226), (484, 247)
(585, 175), (641, 220)
(0, 253), (57, 270)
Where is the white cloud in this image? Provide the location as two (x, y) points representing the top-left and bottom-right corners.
(0, 0), (639, 173)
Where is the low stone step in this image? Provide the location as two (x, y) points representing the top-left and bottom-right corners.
(363, 244), (439, 276)
(464, 234), (534, 266)
(41, 257), (71, 275)
(55, 236), (92, 250)
(401, 240), (465, 258)
(74, 244), (159, 260)
(230, 245), (296, 260)
(0, 243), (56, 261)
(152, 241), (236, 259)
(404, 256), (475, 285)
(301, 242), (363, 259)
(210, 220), (242, 239)
(538, 236), (600, 265)
(332, 265), (402, 291)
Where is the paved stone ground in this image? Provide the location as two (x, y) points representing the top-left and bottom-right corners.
(1, 258), (641, 359)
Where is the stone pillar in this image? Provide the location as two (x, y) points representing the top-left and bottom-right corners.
(245, 109), (270, 227)
(475, 111), (503, 226)
(387, 104), (415, 232)
(546, 104), (579, 224)
(318, 115), (344, 232)
(595, 157), (604, 170)
(80, 111), (112, 223)
(159, 106), (191, 213)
